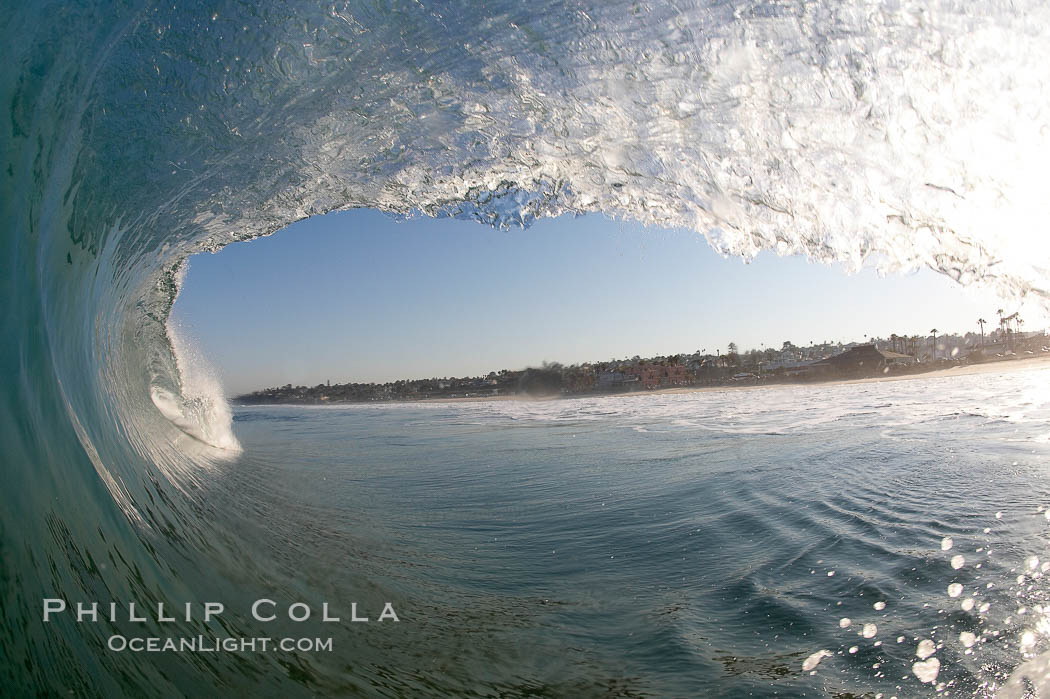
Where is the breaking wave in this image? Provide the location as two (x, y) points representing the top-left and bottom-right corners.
(1, 0), (1048, 694)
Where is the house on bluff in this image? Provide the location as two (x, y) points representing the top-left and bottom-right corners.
(813, 343), (918, 377)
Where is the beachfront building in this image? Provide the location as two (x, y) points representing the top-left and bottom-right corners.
(624, 363), (689, 389)
(596, 370), (639, 391)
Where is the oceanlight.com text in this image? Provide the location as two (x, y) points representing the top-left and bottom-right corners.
(107, 635), (334, 653)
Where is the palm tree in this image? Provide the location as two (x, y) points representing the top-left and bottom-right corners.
(977, 318), (986, 346)
(997, 308), (1008, 351)
(930, 328), (938, 361)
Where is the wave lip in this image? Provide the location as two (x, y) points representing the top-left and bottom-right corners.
(150, 324), (241, 452)
(149, 385), (240, 451)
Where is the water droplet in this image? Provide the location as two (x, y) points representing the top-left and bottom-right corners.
(802, 649), (831, 671)
(948, 583), (963, 598)
(913, 657), (940, 684)
(951, 555), (965, 569)
(941, 537), (953, 551)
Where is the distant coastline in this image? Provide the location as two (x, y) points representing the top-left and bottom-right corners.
(233, 343), (1050, 407)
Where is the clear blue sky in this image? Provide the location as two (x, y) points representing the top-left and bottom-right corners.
(172, 209), (1015, 395)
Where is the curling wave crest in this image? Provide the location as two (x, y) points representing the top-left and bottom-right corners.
(2, 0), (1050, 695)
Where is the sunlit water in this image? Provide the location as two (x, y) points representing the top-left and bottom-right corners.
(5, 0), (1050, 695)
(201, 366), (1050, 696)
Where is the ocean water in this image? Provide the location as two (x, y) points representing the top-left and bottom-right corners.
(3, 0), (1050, 696)
(88, 366), (1050, 697)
